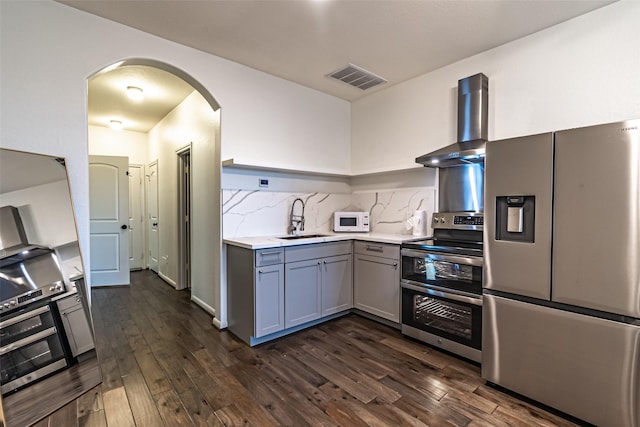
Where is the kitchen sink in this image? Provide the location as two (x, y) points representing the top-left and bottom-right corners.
(278, 234), (328, 240)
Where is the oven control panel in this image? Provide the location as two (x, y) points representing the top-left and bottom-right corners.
(432, 212), (483, 231)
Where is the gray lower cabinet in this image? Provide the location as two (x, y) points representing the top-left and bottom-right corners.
(321, 254), (352, 316)
(285, 253), (353, 328)
(56, 294), (95, 357)
(285, 241), (353, 325)
(227, 246), (285, 344)
(284, 259), (321, 328)
(228, 241), (357, 345)
(255, 263), (285, 337)
(353, 241), (400, 323)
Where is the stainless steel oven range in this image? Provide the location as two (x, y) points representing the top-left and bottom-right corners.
(0, 242), (69, 394)
(0, 301), (68, 394)
(400, 211), (483, 362)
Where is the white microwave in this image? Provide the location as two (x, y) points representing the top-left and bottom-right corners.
(333, 211), (370, 233)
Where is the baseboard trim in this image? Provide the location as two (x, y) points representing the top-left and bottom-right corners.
(190, 295), (228, 330)
(212, 317), (228, 330)
(158, 272), (176, 288)
(190, 294), (214, 315)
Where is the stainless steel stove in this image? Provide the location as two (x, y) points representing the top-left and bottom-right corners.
(400, 211), (483, 362)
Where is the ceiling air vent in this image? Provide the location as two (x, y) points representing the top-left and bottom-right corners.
(327, 64), (387, 90)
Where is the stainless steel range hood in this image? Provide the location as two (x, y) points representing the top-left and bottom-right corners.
(0, 205), (51, 264)
(416, 73), (488, 168)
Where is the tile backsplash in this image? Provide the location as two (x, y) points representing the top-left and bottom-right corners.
(222, 187), (436, 238)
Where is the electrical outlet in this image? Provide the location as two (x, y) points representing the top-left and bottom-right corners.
(259, 178), (269, 188)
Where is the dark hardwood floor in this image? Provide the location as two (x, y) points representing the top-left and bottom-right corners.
(35, 270), (580, 426)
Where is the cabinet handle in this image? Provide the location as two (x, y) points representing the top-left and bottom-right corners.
(260, 251), (281, 256)
(323, 261), (327, 264)
(258, 269), (263, 274)
(366, 245), (384, 253)
(317, 261), (321, 265)
(393, 262), (398, 270)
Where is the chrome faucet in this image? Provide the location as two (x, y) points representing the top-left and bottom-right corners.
(288, 198), (305, 235)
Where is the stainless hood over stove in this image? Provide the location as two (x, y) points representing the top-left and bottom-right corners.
(0, 206), (51, 265)
(416, 73), (488, 168)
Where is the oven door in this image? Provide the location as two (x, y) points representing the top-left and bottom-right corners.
(401, 249), (483, 295)
(401, 281), (482, 362)
(0, 304), (68, 394)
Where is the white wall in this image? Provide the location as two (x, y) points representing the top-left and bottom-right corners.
(148, 90), (221, 316)
(0, 1), (349, 322)
(1, 180), (77, 248)
(351, 1), (640, 174)
(88, 125), (149, 165)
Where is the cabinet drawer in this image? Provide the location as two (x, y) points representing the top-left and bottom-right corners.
(56, 294), (82, 312)
(285, 241), (352, 263)
(255, 249), (285, 267)
(354, 241), (399, 260)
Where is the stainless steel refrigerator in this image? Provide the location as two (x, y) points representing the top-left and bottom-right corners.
(483, 120), (640, 427)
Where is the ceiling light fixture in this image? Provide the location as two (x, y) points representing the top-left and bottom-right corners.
(109, 120), (123, 131)
(126, 86), (144, 101)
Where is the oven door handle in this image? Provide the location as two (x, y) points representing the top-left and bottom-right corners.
(401, 281), (483, 306)
(0, 326), (57, 356)
(400, 249), (483, 267)
(0, 305), (50, 329)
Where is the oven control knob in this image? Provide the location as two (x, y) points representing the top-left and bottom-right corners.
(9, 300), (16, 306)
(50, 286), (55, 291)
(2, 303), (8, 309)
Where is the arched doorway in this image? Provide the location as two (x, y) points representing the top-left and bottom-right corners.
(86, 59), (222, 326)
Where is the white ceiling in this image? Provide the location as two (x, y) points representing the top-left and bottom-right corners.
(63, 0), (615, 132)
(88, 65), (195, 133)
(0, 149), (68, 194)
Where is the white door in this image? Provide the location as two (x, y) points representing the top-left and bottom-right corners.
(89, 155), (130, 286)
(147, 161), (159, 273)
(128, 165), (144, 270)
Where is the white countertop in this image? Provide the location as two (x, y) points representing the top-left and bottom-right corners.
(223, 232), (427, 249)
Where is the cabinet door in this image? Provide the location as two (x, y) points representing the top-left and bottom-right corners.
(255, 264), (285, 338)
(285, 259), (322, 328)
(321, 254), (353, 316)
(59, 300), (95, 356)
(354, 254), (400, 322)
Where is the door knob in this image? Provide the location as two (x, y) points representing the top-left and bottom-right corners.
(121, 224), (128, 230)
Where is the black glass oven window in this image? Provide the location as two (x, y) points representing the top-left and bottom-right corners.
(0, 308), (55, 347)
(402, 255), (482, 294)
(401, 287), (482, 350)
(0, 333), (65, 385)
(339, 217), (357, 227)
(413, 295), (472, 340)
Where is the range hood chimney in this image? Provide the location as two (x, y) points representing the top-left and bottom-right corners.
(1, 205), (51, 264)
(416, 73), (488, 168)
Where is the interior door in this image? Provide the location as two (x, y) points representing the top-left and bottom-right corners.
(177, 149), (191, 290)
(128, 164), (144, 270)
(89, 155), (130, 286)
(147, 161), (159, 273)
